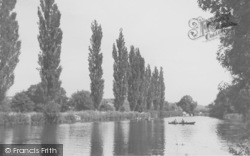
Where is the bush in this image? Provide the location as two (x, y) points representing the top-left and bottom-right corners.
(33, 103), (45, 112)
(43, 101), (61, 124)
(10, 91), (34, 112)
(54, 87), (69, 112)
(26, 83), (69, 112)
(0, 113), (30, 125)
(100, 100), (115, 111)
(26, 83), (44, 105)
(30, 113), (45, 124)
(68, 90), (93, 111)
(0, 98), (11, 112)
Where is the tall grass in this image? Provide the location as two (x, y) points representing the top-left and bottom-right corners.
(0, 113), (30, 125)
(0, 110), (181, 125)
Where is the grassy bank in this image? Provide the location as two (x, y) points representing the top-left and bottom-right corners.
(0, 110), (182, 125)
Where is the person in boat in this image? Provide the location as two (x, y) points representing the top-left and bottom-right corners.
(173, 119), (177, 123)
(181, 119), (185, 124)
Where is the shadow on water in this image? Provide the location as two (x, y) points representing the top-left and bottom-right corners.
(90, 122), (103, 156)
(40, 125), (63, 156)
(0, 127), (6, 156)
(114, 121), (127, 155)
(89, 119), (165, 156)
(216, 121), (250, 155)
(116, 119), (165, 156)
(12, 125), (30, 144)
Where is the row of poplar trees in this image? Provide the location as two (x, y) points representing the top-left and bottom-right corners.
(112, 31), (166, 112)
(89, 22), (166, 112)
(0, 0), (165, 112)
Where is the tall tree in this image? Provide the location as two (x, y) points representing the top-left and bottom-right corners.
(128, 46), (137, 111)
(197, 0), (250, 118)
(152, 67), (160, 110)
(128, 46), (145, 111)
(159, 67), (165, 110)
(88, 20), (104, 110)
(37, 0), (63, 103)
(177, 95), (197, 115)
(0, 0), (21, 104)
(112, 29), (129, 111)
(136, 49), (146, 111)
(145, 65), (153, 110)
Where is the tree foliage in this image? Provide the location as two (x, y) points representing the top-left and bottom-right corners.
(43, 100), (61, 123)
(197, 0), (250, 117)
(152, 67), (160, 110)
(37, 0), (63, 103)
(128, 46), (145, 111)
(11, 91), (34, 112)
(88, 20), (104, 110)
(177, 95), (197, 115)
(145, 65), (153, 110)
(26, 83), (44, 105)
(159, 67), (165, 110)
(112, 29), (129, 111)
(0, 0), (21, 104)
(26, 83), (68, 112)
(68, 90), (93, 111)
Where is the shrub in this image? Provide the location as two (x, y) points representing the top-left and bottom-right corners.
(0, 98), (11, 112)
(54, 87), (69, 112)
(60, 112), (77, 123)
(68, 90), (93, 111)
(30, 113), (45, 124)
(33, 103), (45, 112)
(100, 100), (115, 111)
(26, 83), (44, 105)
(43, 101), (61, 124)
(10, 91), (34, 112)
(26, 83), (69, 112)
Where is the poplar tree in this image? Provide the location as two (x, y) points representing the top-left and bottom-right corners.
(0, 0), (21, 104)
(136, 49), (145, 111)
(145, 65), (153, 110)
(37, 0), (63, 103)
(112, 29), (128, 111)
(159, 67), (165, 110)
(128, 46), (145, 111)
(88, 20), (104, 110)
(128, 46), (137, 111)
(152, 67), (160, 110)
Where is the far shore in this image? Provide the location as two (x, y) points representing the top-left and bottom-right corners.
(0, 110), (183, 126)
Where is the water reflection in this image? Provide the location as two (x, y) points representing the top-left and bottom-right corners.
(102, 122), (114, 156)
(127, 120), (164, 155)
(90, 122), (103, 156)
(216, 121), (250, 155)
(0, 117), (249, 156)
(57, 123), (92, 156)
(12, 125), (30, 144)
(114, 121), (129, 155)
(40, 125), (62, 156)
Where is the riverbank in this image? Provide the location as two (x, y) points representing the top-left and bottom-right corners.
(0, 110), (183, 125)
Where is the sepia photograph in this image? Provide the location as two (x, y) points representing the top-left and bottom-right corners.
(0, 0), (249, 155)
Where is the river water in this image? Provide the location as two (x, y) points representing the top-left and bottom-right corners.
(0, 116), (248, 156)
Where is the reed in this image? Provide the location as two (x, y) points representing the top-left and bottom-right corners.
(0, 110), (181, 125)
(0, 112), (30, 125)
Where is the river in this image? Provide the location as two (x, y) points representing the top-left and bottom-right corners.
(0, 116), (248, 156)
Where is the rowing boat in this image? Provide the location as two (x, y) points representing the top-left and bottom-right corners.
(168, 121), (195, 125)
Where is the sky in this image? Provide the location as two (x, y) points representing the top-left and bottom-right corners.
(8, 0), (232, 105)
